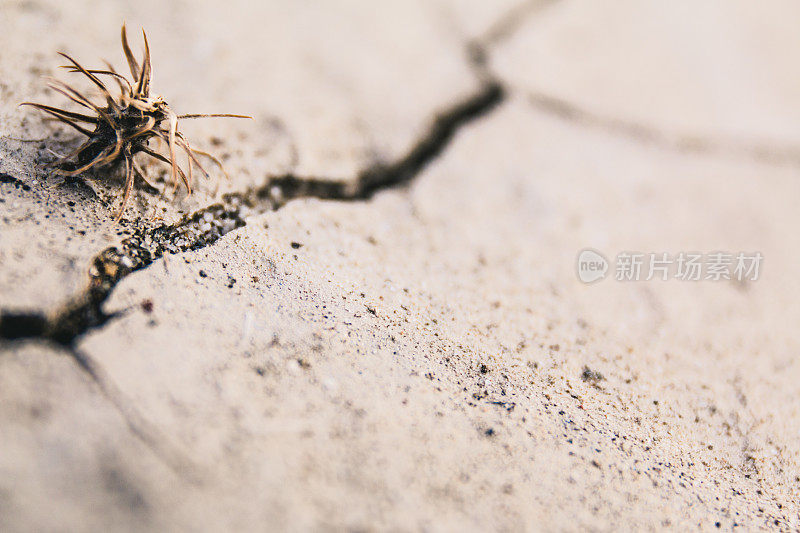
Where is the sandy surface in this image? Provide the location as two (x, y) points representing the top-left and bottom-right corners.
(1, 1), (799, 531)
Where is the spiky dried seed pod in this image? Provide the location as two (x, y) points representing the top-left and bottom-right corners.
(22, 25), (250, 220)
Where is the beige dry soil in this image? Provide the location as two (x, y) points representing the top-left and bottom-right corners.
(1, 1), (800, 531)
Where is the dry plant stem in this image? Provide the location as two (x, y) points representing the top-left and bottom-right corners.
(21, 24), (251, 220)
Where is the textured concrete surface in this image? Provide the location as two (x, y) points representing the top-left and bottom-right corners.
(1, 0), (800, 531)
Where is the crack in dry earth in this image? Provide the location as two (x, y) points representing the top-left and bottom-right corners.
(1, 2), (796, 518)
(0, 75), (504, 474)
(0, 79), (504, 346)
(527, 90), (800, 166)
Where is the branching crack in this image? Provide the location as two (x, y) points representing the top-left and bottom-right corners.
(0, 78), (507, 481)
(0, 78), (503, 477)
(0, 5), (531, 478)
(68, 346), (203, 480)
(1, 80), (504, 348)
(528, 90), (800, 166)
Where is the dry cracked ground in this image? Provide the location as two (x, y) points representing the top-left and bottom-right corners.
(1, 1), (800, 531)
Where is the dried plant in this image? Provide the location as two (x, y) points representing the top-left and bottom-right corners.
(22, 25), (249, 220)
